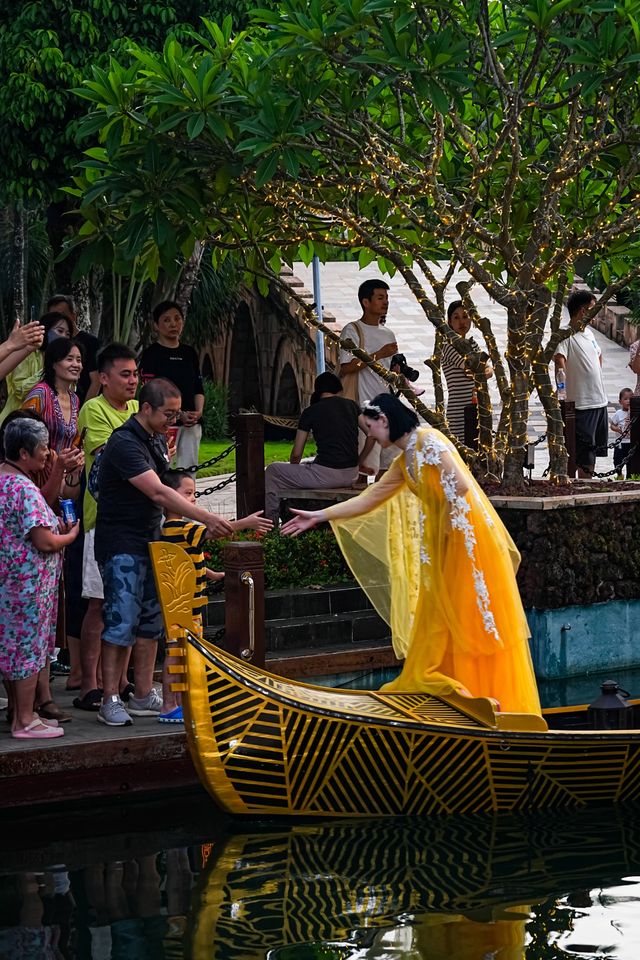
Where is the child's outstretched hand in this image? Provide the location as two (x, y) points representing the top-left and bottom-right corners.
(236, 510), (273, 534)
(206, 569), (225, 582)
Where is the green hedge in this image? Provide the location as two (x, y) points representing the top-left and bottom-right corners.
(203, 529), (352, 589)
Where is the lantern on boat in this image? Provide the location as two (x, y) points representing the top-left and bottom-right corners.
(587, 680), (634, 730)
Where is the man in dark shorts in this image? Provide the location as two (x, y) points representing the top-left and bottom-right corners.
(553, 290), (608, 478)
(94, 377), (233, 726)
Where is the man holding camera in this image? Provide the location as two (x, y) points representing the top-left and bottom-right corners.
(339, 279), (401, 479)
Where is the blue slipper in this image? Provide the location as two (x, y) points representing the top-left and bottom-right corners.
(158, 705), (183, 724)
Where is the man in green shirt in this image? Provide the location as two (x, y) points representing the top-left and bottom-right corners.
(74, 344), (140, 710)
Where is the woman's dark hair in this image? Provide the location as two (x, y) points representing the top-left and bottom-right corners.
(447, 300), (464, 324)
(152, 300), (184, 325)
(42, 337), (84, 392)
(361, 393), (419, 442)
(310, 371), (343, 404)
(0, 409), (46, 460)
(40, 311), (72, 348)
(162, 469), (193, 491)
(3, 417), (49, 461)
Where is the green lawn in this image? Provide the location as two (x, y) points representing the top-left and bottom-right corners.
(196, 439), (317, 477)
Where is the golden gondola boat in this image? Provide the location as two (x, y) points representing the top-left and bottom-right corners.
(151, 542), (640, 818)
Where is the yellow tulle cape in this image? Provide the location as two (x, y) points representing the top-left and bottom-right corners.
(328, 428), (541, 715)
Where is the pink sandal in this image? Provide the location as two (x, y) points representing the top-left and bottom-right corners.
(12, 719), (64, 740)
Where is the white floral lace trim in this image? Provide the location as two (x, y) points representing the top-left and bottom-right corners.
(472, 568), (500, 641)
(419, 507), (431, 565)
(441, 468), (476, 557)
(471, 487), (495, 527)
(404, 429), (418, 481)
(441, 467), (500, 643)
(416, 431), (448, 467)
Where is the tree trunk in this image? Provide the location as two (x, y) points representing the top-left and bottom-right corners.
(174, 240), (204, 318)
(475, 378), (499, 478)
(12, 205), (26, 326)
(72, 275), (91, 331)
(428, 330), (446, 415)
(46, 198), (82, 293)
(532, 354), (569, 480)
(89, 266), (104, 337)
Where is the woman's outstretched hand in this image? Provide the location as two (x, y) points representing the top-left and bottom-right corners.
(280, 509), (322, 537)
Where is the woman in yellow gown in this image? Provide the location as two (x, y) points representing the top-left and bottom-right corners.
(282, 393), (541, 715)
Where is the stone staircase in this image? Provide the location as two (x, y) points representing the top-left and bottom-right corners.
(204, 583), (399, 682)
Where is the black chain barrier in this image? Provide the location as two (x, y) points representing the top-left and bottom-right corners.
(591, 444), (638, 479)
(171, 438), (238, 499)
(195, 473), (237, 499)
(203, 626), (226, 644)
(585, 415), (639, 478)
(182, 440), (238, 475)
(538, 416), (640, 479)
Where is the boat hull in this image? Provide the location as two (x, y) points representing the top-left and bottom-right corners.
(181, 634), (640, 817)
(148, 541), (640, 818)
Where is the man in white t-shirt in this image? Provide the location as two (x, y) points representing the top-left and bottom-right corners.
(339, 279), (399, 477)
(553, 290), (608, 478)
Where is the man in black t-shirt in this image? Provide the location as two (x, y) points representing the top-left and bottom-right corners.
(94, 377), (233, 727)
(139, 300), (204, 470)
(264, 371), (363, 523)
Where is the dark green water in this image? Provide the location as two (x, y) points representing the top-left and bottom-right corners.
(2, 792), (640, 959)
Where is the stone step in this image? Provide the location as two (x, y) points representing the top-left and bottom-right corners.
(205, 582), (372, 626)
(265, 610), (390, 651)
(266, 639), (399, 682)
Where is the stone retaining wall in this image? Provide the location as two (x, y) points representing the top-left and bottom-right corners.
(496, 497), (640, 609)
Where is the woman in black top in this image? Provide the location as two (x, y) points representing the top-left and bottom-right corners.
(264, 372), (368, 523)
(139, 300), (204, 470)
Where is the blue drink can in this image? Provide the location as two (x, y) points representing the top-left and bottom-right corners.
(59, 498), (77, 524)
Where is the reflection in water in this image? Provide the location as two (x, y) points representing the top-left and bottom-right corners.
(1, 801), (640, 959)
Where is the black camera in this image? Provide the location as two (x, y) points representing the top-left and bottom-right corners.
(391, 353), (420, 382)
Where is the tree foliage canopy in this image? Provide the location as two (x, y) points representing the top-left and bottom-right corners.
(69, 0), (640, 479)
(0, 0), (262, 203)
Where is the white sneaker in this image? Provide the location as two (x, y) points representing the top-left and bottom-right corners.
(127, 687), (163, 717)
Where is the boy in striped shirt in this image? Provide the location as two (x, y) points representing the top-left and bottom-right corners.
(159, 470), (271, 722)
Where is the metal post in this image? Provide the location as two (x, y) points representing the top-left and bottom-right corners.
(312, 254), (326, 374)
(628, 396), (640, 477)
(223, 541), (265, 668)
(235, 412), (265, 518)
(560, 400), (576, 478)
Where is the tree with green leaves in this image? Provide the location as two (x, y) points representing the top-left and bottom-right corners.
(0, 0), (259, 329)
(70, 0), (640, 484)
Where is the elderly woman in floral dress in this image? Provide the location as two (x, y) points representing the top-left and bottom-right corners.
(0, 419), (79, 739)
